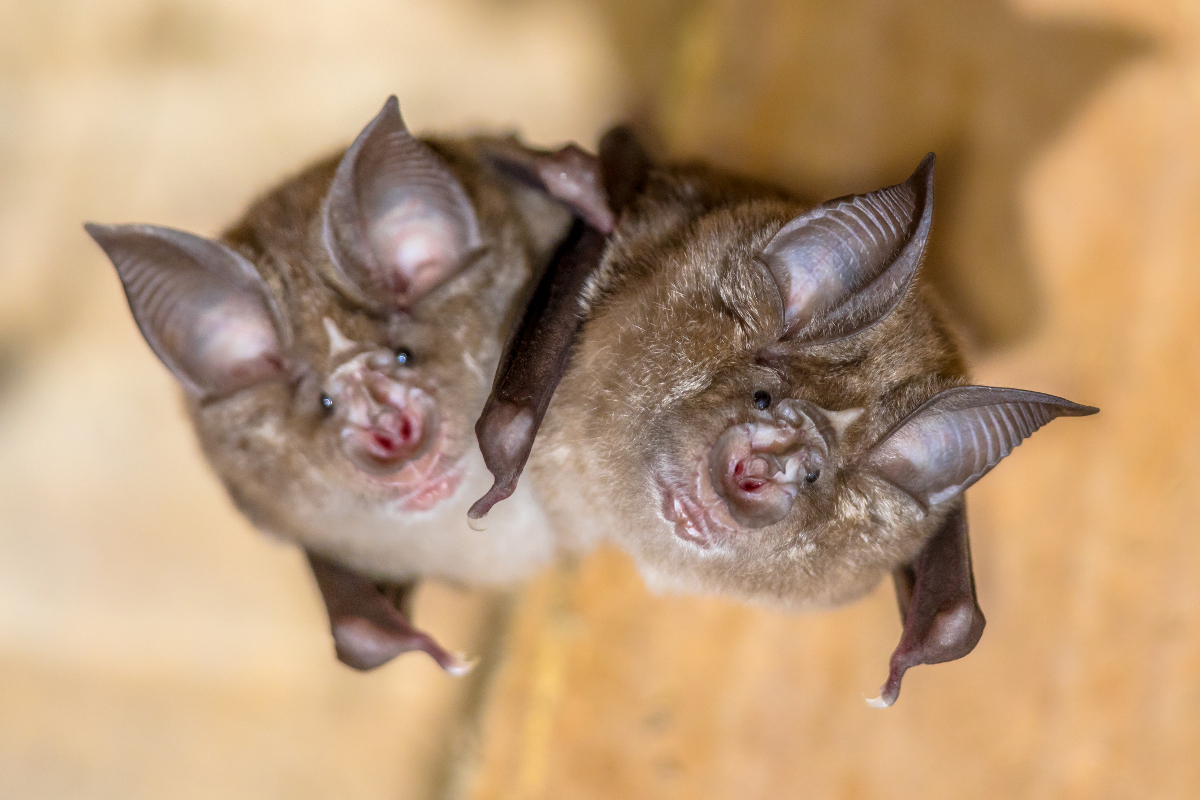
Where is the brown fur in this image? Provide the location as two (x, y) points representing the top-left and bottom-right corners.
(191, 137), (572, 584)
(531, 161), (969, 608)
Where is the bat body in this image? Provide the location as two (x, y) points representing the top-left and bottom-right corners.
(478, 135), (1096, 704)
(529, 159), (957, 604)
(88, 99), (572, 671)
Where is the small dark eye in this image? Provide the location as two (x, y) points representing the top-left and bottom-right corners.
(752, 390), (772, 410)
(395, 348), (413, 366)
(320, 393), (335, 414)
(805, 469), (820, 484)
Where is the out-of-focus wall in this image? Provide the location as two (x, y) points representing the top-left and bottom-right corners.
(0, 1), (619, 798)
(586, 0), (1148, 348)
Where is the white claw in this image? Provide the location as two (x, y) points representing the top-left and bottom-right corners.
(445, 653), (479, 677)
(467, 516), (487, 532)
(863, 692), (894, 709)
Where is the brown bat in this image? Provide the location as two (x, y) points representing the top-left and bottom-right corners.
(85, 97), (576, 673)
(475, 132), (1097, 706)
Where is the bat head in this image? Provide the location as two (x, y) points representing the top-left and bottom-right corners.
(546, 151), (1094, 607)
(86, 98), (553, 541)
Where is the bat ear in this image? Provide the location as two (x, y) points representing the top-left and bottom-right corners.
(868, 498), (984, 708)
(85, 222), (285, 399)
(480, 138), (616, 233)
(322, 96), (482, 310)
(761, 153), (935, 343)
(863, 386), (1098, 510)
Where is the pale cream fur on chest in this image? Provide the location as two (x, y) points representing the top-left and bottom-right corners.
(278, 447), (556, 586)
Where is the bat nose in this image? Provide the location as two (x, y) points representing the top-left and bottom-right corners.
(366, 372), (399, 405)
(716, 453), (798, 528)
(341, 389), (438, 475)
(708, 425), (801, 529)
(368, 407), (425, 462)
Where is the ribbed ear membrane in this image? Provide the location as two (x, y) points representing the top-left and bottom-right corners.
(864, 386), (1099, 509)
(85, 223), (284, 399)
(322, 96), (481, 310)
(761, 153), (935, 343)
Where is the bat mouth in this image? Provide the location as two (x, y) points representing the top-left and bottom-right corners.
(658, 400), (832, 547)
(357, 435), (469, 512)
(393, 450), (467, 512)
(707, 422), (820, 529)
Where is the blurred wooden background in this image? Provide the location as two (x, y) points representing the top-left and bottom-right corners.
(2, 0), (1198, 798)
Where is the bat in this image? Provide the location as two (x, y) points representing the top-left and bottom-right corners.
(474, 130), (1097, 706)
(86, 97), (576, 673)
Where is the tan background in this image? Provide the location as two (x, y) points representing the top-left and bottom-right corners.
(1, 0), (1197, 798)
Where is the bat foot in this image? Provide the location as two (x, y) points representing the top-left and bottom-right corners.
(308, 550), (474, 674)
(331, 615), (465, 673)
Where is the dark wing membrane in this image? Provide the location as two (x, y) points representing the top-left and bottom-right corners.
(479, 137), (615, 233)
(470, 220), (606, 518)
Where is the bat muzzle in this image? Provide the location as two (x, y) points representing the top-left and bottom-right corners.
(339, 377), (440, 476)
(707, 403), (830, 529)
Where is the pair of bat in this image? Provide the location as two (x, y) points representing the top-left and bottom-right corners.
(88, 97), (1095, 706)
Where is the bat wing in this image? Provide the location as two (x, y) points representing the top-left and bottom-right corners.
(470, 126), (651, 519)
(469, 219), (607, 518)
(479, 138), (615, 233)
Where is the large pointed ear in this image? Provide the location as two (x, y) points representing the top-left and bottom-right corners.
(479, 137), (615, 233)
(85, 222), (285, 399)
(864, 386), (1098, 510)
(322, 96), (482, 310)
(761, 153), (935, 343)
(868, 498), (985, 708)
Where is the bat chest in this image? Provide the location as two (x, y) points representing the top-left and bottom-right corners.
(282, 448), (558, 586)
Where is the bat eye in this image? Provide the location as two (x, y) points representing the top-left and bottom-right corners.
(752, 390), (772, 410)
(805, 469), (820, 484)
(320, 393), (335, 415)
(395, 348), (413, 366)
